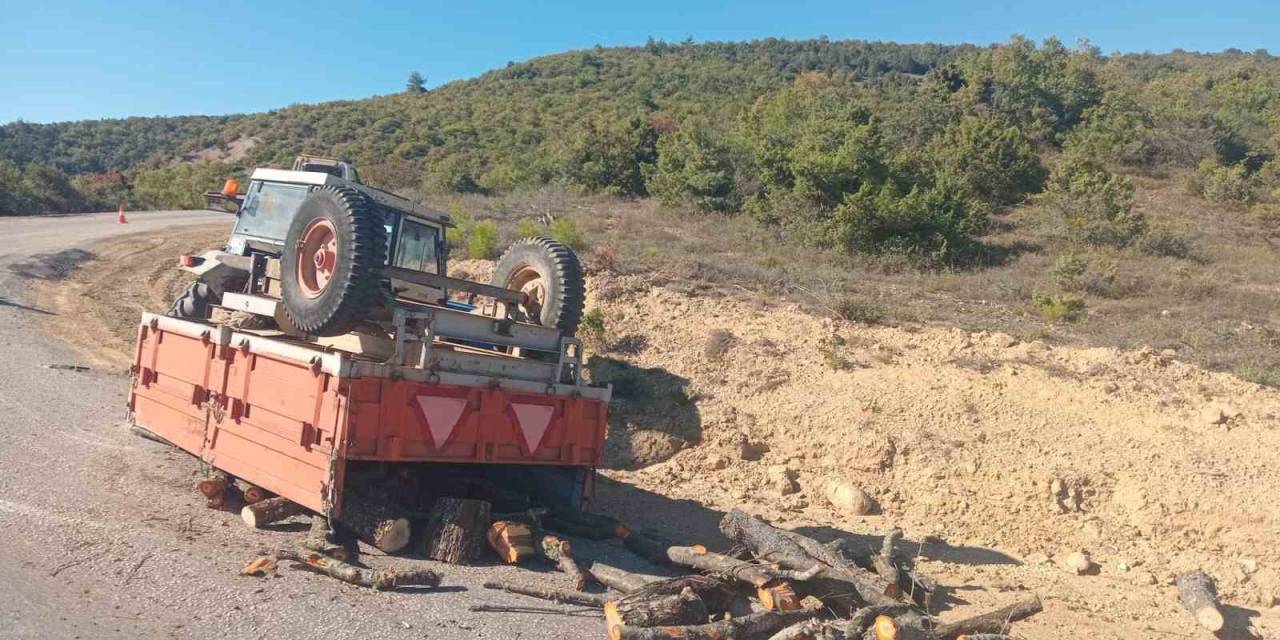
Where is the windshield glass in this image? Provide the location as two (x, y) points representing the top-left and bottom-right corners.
(392, 219), (440, 273)
(234, 181), (310, 242)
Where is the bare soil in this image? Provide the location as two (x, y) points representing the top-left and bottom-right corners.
(32, 225), (1280, 639)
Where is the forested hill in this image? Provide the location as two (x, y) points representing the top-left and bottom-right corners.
(2, 36), (1279, 267)
(0, 39), (969, 177)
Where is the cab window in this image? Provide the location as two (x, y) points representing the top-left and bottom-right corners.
(235, 181), (311, 242)
(393, 219), (440, 273)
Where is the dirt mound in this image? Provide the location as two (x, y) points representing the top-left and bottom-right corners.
(575, 271), (1280, 637)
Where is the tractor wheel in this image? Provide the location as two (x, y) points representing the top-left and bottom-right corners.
(167, 282), (213, 320)
(491, 237), (585, 337)
(280, 185), (386, 336)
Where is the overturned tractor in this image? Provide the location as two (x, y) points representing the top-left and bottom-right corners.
(131, 155), (609, 553)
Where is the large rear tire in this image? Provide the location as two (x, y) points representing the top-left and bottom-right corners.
(491, 237), (585, 337)
(280, 185), (386, 336)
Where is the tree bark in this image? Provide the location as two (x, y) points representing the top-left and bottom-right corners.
(664, 544), (809, 611)
(481, 580), (607, 607)
(719, 509), (901, 611)
(421, 497), (491, 564)
(587, 561), (664, 594)
(275, 548), (439, 590)
(241, 496), (305, 528)
(613, 603), (822, 640)
(300, 515), (353, 562)
(872, 529), (903, 588)
(932, 597), (1042, 639)
(606, 588), (709, 639)
(487, 520), (536, 564)
(545, 509), (629, 540)
(1176, 570), (1225, 632)
(540, 535), (589, 590)
(338, 493), (413, 553)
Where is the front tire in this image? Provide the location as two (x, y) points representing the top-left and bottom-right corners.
(168, 282), (212, 319)
(280, 185), (387, 336)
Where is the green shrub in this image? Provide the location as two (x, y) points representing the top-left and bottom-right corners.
(580, 308), (607, 348)
(926, 114), (1046, 205)
(829, 171), (989, 264)
(1195, 158), (1254, 204)
(1063, 92), (1154, 166)
(833, 297), (886, 324)
(515, 218), (543, 238)
(1032, 290), (1087, 322)
(447, 203), (474, 250)
(467, 220), (497, 259)
(1051, 253), (1089, 291)
(557, 116), (658, 197)
(1139, 227), (1196, 259)
(738, 75), (888, 211)
(644, 123), (739, 212)
(1038, 155), (1145, 246)
(549, 217), (586, 249)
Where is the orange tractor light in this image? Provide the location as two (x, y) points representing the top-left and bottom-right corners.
(221, 179), (240, 197)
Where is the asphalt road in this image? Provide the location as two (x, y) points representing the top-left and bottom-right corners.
(0, 211), (617, 639)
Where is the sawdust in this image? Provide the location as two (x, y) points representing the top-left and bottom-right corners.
(28, 227), (1280, 638)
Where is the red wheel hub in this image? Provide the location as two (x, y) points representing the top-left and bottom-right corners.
(296, 219), (338, 298)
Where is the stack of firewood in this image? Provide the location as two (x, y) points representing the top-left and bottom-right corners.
(483, 508), (1044, 640)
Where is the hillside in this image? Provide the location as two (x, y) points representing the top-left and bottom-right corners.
(3, 35), (1278, 385)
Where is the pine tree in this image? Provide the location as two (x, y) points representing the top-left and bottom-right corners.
(405, 71), (426, 94)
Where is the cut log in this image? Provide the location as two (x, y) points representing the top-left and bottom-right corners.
(606, 587), (709, 639)
(242, 485), (272, 505)
(546, 509), (629, 540)
(758, 580), (803, 611)
(613, 601), (822, 640)
(933, 597), (1042, 639)
(197, 475), (228, 499)
(275, 548), (440, 590)
(588, 562), (664, 594)
(621, 528), (677, 565)
(540, 535), (589, 590)
(241, 496), (305, 528)
(487, 520), (536, 564)
(482, 580), (608, 607)
(665, 545), (806, 611)
(872, 615), (897, 640)
(338, 494), (412, 553)
(845, 603), (918, 635)
(421, 497), (491, 564)
(720, 509), (900, 610)
(1176, 570), (1224, 632)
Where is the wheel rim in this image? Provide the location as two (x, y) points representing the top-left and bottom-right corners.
(296, 218), (338, 299)
(508, 265), (546, 323)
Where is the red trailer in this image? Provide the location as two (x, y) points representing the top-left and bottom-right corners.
(129, 312), (610, 518)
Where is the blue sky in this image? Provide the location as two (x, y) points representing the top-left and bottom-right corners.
(1, 0), (1275, 124)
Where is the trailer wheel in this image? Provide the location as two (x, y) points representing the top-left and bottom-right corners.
(491, 237), (585, 337)
(281, 185), (386, 336)
(168, 282), (212, 320)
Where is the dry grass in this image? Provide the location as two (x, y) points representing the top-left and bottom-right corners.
(430, 173), (1280, 386)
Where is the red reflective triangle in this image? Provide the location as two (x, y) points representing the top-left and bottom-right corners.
(511, 403), (554, 453)
(414, 395), (467, 449)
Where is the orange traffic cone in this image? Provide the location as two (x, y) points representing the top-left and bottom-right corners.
(117, 203), (127, 224)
